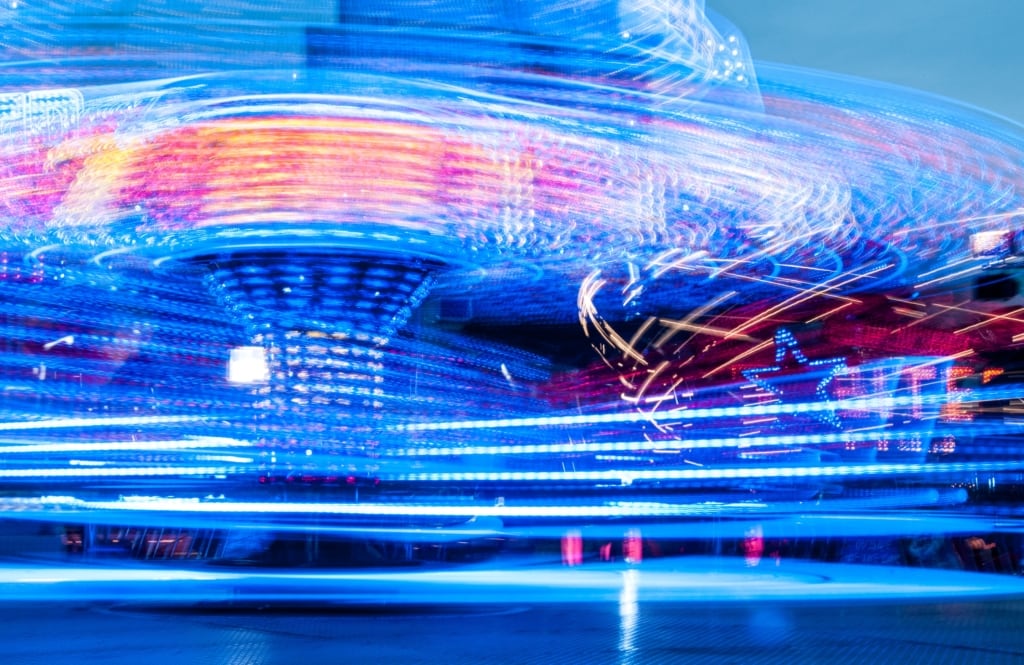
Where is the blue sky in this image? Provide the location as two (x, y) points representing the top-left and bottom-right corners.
(710, 0), (1024, 125)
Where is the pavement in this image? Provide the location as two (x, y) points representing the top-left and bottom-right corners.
(1, 553), (1024, 663)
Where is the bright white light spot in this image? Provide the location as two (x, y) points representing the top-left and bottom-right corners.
(500, 362), (516, 386)
(42, 335), (74, 351)
(228, 346), (270, 385)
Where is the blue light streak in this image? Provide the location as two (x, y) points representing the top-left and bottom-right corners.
(0, 435), (250, 454)
(0, 415), (211, 432)
(395, 385), (1024, 432)
(392, 460), (1024, 484)
(382, 422), (1024, 457)
(2, 557), (1024, 605)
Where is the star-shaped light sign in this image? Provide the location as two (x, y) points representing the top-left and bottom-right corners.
(741, 328), (848, 429)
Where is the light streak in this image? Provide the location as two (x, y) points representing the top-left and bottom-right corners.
(954, 307), (1024, 335)
(0, 436), (251, 455)
(0, 465), (242, 479)
(396, 385), (1024, 432)
(393, 460), (1024, 484)
(3, 558), (1024, 605)
(382, 423), (1024, 457)
(0, 415), (210, 432)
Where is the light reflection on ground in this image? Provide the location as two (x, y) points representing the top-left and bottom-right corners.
(3, 557), (1023, 606)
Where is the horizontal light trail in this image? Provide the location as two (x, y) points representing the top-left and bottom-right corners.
(395, 385), (1024, 432)
(9, 495), (759, 519)
(0, 415), (210, 432)
(3, 558), (1024, 605)
(0, 487), (970, 525)
(0, 493), (1003, 544)
(0, 457), (1015, 489)
(384, 423), (1018, 457)
(393, 459), (1024, 483)
(0, 465), (242, 479)
(0, 436), (252, 455)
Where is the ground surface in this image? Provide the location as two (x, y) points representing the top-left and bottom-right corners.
(3, 557), (1024, 664)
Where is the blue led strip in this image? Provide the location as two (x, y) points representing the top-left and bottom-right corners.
(394, 384), (1024, 432)
(0, 465), (242, 479)
(0, 486), (983, 521)
(382, 421), (1024, 457)
(391, 459), (1024, 484)
(0, 415), (208, 432)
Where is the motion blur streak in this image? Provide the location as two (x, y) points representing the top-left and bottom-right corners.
(1, 0), (1024, 607)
